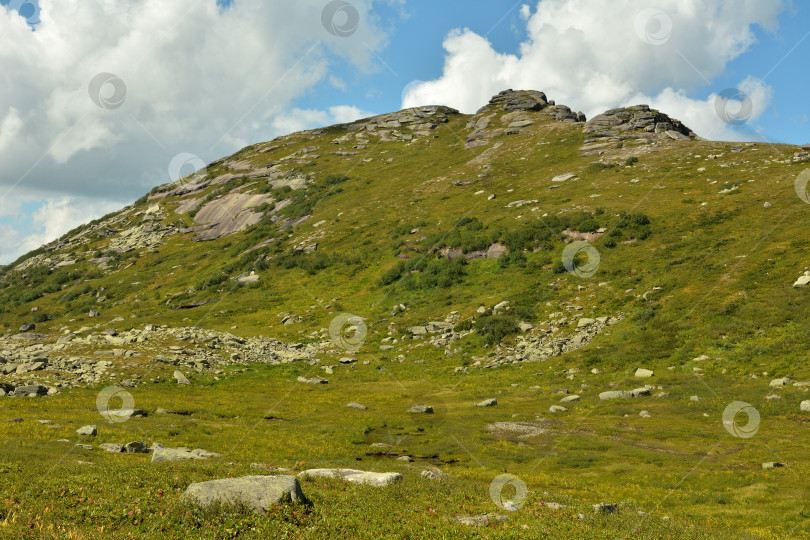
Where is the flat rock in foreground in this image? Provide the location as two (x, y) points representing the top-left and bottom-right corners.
(298, 468), (402, 487)
(182, 475), (308, 511)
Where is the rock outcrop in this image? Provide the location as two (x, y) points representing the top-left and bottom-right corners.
(583, 105), (697, 141)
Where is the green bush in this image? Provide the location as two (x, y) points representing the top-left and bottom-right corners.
(475, 315), (519, 345)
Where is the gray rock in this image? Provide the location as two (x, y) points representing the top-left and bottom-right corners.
(173, 370), (190, 385)
(549, 405), (567, 413)
(476, 398), (497, 407)
(100, 443), (125, 453)
(800, 400), (810, 412)
(552, 173), (577, 183)
(182, 475), (308, 511)
(560, 395), (580, 403)
(299, 468), (402, 487)
(769, 377), (792, 387)
(689, 395), (701, 402)
(118, 408), (147, 419)
(631, 387), (651, 397)
(793, 272), (810, 288)
(635, 368), (654, 378)
(455, 513), (509, 526)
(13, 384), (48, 397)
(124, 441), (150, 453)
(88, 309), (100, 318)
(599, 390), (633, 400)
(76, 425), (97, 437)
(577, 317), (595, 327)
(19, 323), (35, 333)
(152, 446), (221, 463)
(297, 376), (328, 384)
(593, 503), (619, 514)
(421, 470), (439, 480)
(75, 444), (93, 450)
(762, 462), (785, 469)
(408, 404), (433, 414)
(346, 402), (367, 410)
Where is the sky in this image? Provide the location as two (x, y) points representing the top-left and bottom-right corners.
(0, 0), (807, 264)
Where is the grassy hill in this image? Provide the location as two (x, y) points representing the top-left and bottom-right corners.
(0, 90), (809, 538)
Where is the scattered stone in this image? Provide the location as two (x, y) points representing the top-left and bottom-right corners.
(593, 503), (619, 514)
(182, 475), (308, 511)
(769, 377), (792, 387)
(19, 323), (36, 333)
(552, 173), (577, 183)
(631, 387), (651, 397)
(297, 376), (328, 384)
(800, 400), (810, 412)
(762, 462), (785, 469)
(75, 444), (93, 450)
(396, 456), (414, 462)
(88, 309), (100, 318)
(635, 368), (654, 378)
(421, 470), (439, 480)
(299, 469), (402, 487)
(689, 395), (701, 402)
(152, 447), (222, 463)
(100, 443), (125, 453)
(173, 371), (190, 385)
(346, 402), (367, 410)
(599, 390), (633, 400)
(549, 405), (567, 413)
(560, 395), (580, 403)
(76, 425), (97, 437)
(793, 272), (810, 288)
(124, 441), (150, 453)
(408, 405), (433, 414)
(455, 514), (509, 526)
(476, 398), (497, 407)
(13, 384), (48, 397)
(639, 410), (652, 418)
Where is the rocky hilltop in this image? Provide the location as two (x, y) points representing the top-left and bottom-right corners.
(1, 90), (809, 538)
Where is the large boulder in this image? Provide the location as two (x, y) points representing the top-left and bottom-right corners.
(298, 468), (402, 487)
(13, 384), (49, 397)
(182, 475), (308, 511)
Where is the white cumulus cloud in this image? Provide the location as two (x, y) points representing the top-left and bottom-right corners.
(0, 0), (389, 263)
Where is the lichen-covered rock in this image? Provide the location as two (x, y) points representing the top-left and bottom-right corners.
(583, 105), (697, 141)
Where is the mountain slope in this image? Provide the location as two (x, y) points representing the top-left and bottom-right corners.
(1, 89), (809, 538)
